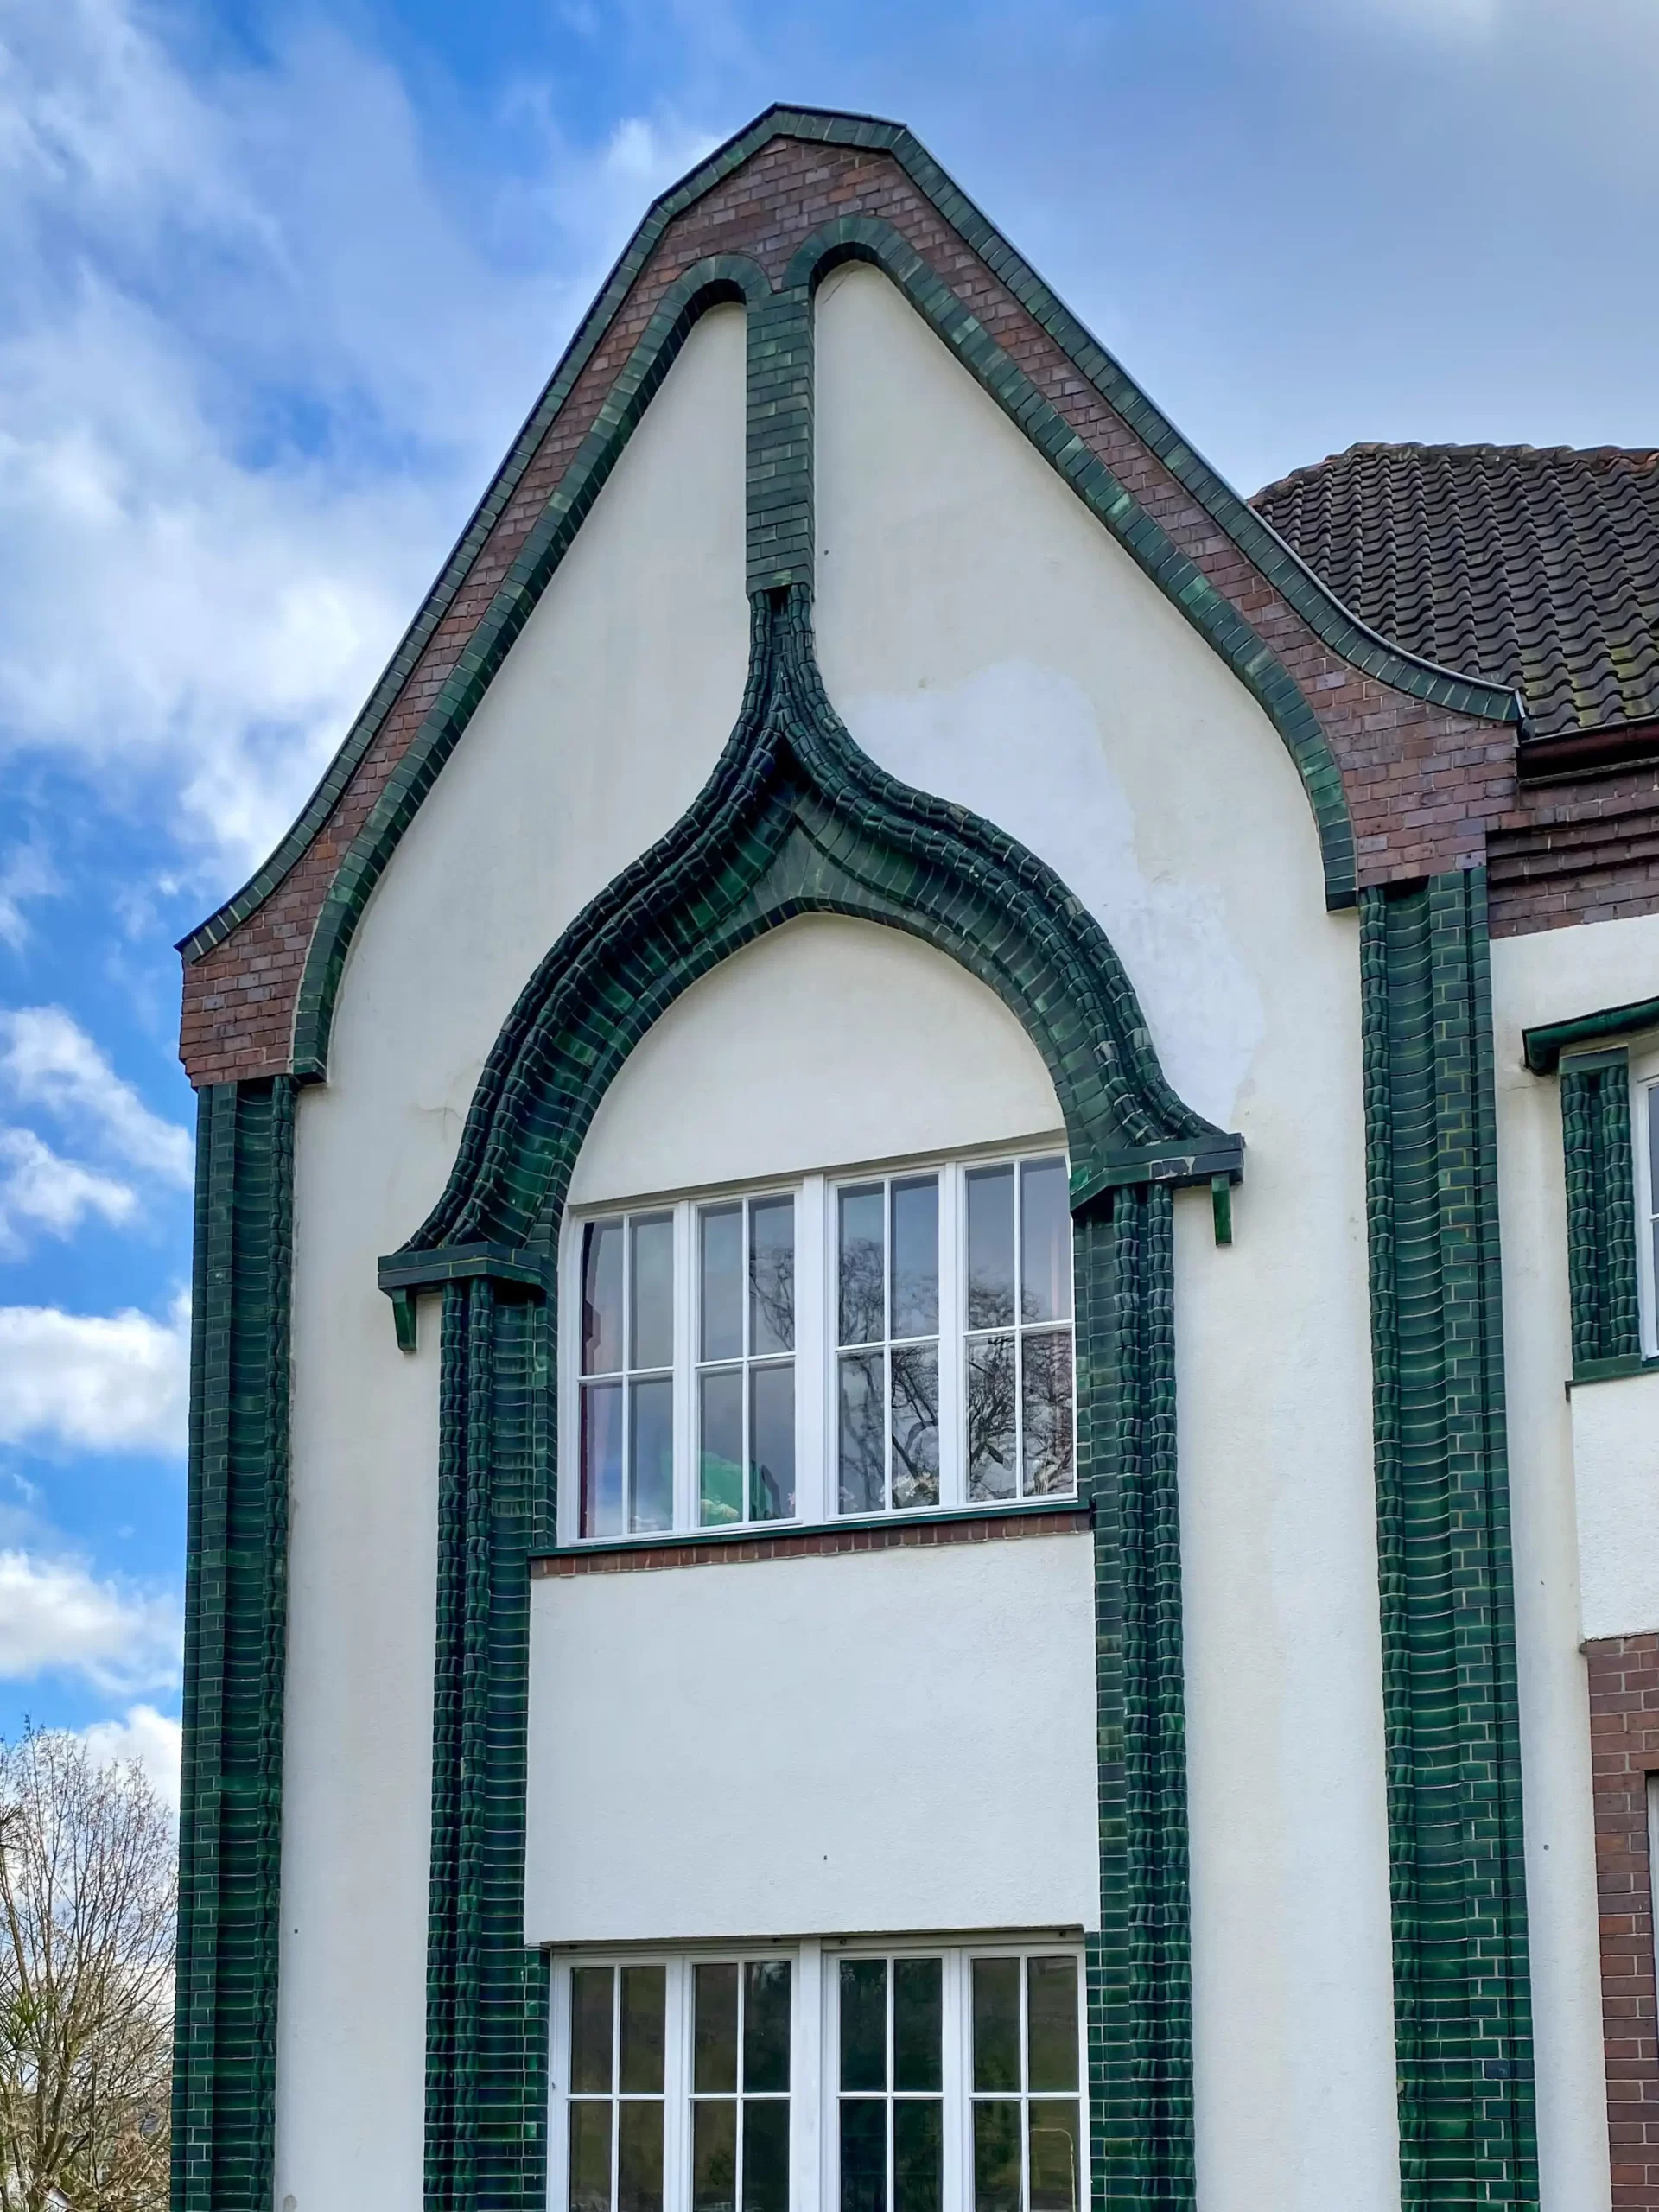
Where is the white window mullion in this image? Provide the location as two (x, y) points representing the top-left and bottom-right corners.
(674, 1202), (696, 1535)
(795, 1940), (823, 2212)
(797, 1177), (828, 1526)
(938, 1161), (964, 1509)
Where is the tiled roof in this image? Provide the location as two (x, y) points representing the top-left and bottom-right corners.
(1253, 442), (1659, 741)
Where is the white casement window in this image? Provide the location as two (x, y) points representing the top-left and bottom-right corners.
(1637, 1071), (1659, 1356)
(550, 1943), (1086, 2212)
(563, 1151), (1075, 1542)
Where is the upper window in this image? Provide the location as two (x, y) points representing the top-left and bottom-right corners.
(564, 1151), (1075, 1541)
(1641, 1076), (1659, 1355)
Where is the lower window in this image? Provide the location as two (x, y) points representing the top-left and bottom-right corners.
(552, 1944), (1084, 2212)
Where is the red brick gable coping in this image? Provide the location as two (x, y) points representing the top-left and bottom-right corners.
(181, 124), (1584, 1089)
(1586, 1632), (1659, 2209)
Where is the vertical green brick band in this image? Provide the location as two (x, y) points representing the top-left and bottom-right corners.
(1560, 1052), (1642, 1372)
(1080, 1185), (1192, 2208)
(425, 1277), (550, 2212)
(172, 1076), (295, 2212)
(1361, 871), (1537, 2207)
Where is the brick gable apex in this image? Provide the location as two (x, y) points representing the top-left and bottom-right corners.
(178, 105), (1528, 1090)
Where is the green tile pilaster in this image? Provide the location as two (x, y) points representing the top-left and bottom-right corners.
(1361, 870), (1537, 2208)
(746, 286), (814, 594)
(1079, 1184), (1192, 2208)
(1560, 1051), (1642, 1371)
(425, 1278), (550, 2212)
(172, 1075), (295, 2212)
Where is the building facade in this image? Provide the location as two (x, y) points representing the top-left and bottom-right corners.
(169, 105), (1659, 2212)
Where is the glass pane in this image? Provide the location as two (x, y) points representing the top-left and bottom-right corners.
(839, 1185), (886, 1347)
(1020, 1158), (1071, 1324)
(839, 1958), (887, 2091)
(582, 1219), (625, 1374)
(893, 1959), (943, 2092)
(839, 2098), (886, 2212)
(894, 2100), (943, 2212)
(570, 1966), (614, 2094)
(750, 1198), (796, 1357)
(695, 1963), (740, 2094)
(971, 2101), (1020, 2212)
(630, 1377), (674, 1534)
(742, 2100), (790, 2212)
(966, 1167), (1015, 1331)
(966, 1337), (1017, 1503)
(631, 1213), (674, 1370)
(702, 1205), (744, 1364)
(581, 1382), (624, 1537)
(749, 1364), (796, 1522)
(620, 1964), (666, 2094)
(972, 1958), (1021, 2092)
(700, 1370), (745, 1529)
(569, 2101), (613, 2212)
(891, 1178), (939, 1340)
(743, 1960), (792, 2093)
(1020, 1333), (1075, 1498)
(618, 2102), (664, 2212)
(890, 1344), (939, 1511)
(1027, 2103), (1080, 2212)
(839, 1352), (886, 1515)
(1026, 1956), (1078, 2092)
(692, 2100), (736, 2212)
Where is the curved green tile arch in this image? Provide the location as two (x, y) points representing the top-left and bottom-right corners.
(396, 582), (1213, 2210)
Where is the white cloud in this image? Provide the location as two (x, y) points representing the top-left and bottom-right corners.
(0, 1006), (190, 1185)
(0, 839), (58, 949)
(0, 1126), (136, 1253)
(0, 1549), (179, 1692)
(0, 0), (709, 877)
(80, 1701), (181, 1812)
(0, 1293), (189, 1455)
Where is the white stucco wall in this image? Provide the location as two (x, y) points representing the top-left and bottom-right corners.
(1574, 1371), (1659, 1641)
(569, 912), (1062, 1206)
(814, 264), (1394, 2212)
(525, 1531), (1096, 1942)
(1489, 912), (1659, 2212)
(276, 305), (750, 2212)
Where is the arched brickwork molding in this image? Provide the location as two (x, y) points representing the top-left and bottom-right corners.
(387, 583), (1240, 2211)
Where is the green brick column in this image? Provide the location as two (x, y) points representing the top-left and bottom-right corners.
(172, 1075), (295, 2212)
(1361, 869), (1537, 2208)
(1078, 1180), (1193, 2209)
(1560, 1049), (1642, 1375)
(424, 1275), (550, 2212)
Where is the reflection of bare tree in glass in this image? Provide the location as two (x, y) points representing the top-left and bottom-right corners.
(1022, 1332), (1075, 1494)
(891, 1345), (939, 1508)
(750, 1243), (795, 1352)
(966, 1332), (1018, 1499)
(838, 1237), (884, 1347)
(838, 1353), (884, 1512)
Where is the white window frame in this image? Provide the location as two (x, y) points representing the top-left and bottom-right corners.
(559, 1141), (1074, 1546)
(547, 1939), (1089, 2212)
(1630, 1044), (1659, 1357)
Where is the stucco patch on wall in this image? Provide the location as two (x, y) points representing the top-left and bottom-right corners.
(841, 660), (1264, 1128)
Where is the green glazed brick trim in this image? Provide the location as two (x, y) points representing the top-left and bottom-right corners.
(1079, 1183), (1193, 2208)
(425, 1278), (550, 2212)
(1560, 1052), (1642, 1373)
(786, 214), (1357, 906)
(405, 584), (1204, 2205)
(1522, 994), (1659, 1074)
(398, 586), (1228, 1266)
(1361, 871), (1537, 2208)
(171, 1076), (295, 2212)
(289, 254), (772, 1080)
(184, 102), (1513, 976)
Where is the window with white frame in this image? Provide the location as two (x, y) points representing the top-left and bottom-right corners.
(1639, 1069), (1659, 1356)
(563, 1151), (1075, 1541)
(550, 1943), (1085, 2212)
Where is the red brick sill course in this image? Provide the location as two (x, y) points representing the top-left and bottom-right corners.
(529, 1503), (1090, 1577)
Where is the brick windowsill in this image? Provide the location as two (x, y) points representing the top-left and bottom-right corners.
(530, 1503), (1091, 1578)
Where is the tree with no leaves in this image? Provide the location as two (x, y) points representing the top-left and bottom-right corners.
(0, 1730), (175, 2212)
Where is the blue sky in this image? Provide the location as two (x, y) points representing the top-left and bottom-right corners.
(1, 0), (1654, 1799)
